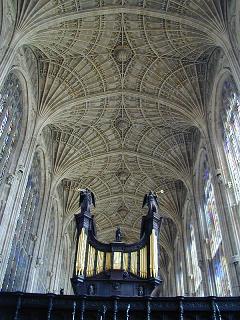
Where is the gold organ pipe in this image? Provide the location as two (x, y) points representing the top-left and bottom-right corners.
(144, 246), (148, 278)
(150, 231), (158, 277)
(113, 251), (121, 269)
(140, 249), (142, 277)
(123, 253), (128, 271)
(96, 250), (104, 274)
(130, 251), (138, 275)
(76, 230), (155, 278)
(150, 232), (153, 277)
(86, 245), (95, 277)
(75, 228), (87, 276)
(140, 247), (147, 278)
(105, 252), (112, 270)
(141, 248), (143, 278)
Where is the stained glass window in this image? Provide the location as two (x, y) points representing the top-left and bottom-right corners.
(2, 153), (42, 291)
(212, 245), (231, 296)
(37, 204), (56, 293)
(221, 78), (240, 202)
(203, 165), (222, 258)
(189, 223), (202, 295)
(0, 73), (23, 184)
(203, 160), (231, 296)
(176, 246), (184, 296)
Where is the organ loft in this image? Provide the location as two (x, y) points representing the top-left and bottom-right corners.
(0, 0), (240, 319)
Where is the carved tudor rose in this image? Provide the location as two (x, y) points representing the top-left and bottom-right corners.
(113, 45), (132, 64)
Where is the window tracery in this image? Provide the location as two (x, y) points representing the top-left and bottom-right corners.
(0, 73), (23, 184)
(202, 160), (231, 296)
(221, 77), (240, 203)
(188, 223), (203, 295)
(203, 165), (222, 258)
(37, 204), (56, 293)
(2, 153), (42, 291)
(176, 244), (184, 296)
(212, 246), (231, 296)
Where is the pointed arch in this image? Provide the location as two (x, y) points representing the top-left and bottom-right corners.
(209, 68), (240, 253)
(196, 151), (231, 296)
(0, 72), (25, 185)
(2, 149), (45, 291)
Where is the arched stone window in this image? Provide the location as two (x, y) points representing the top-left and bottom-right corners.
(203, 160), (222, 257)
(187, 222), (203, 296)
(37, 202), (57, 293)
(175, 243), (184, 296)
(0, 73), (23, 185)
(2, 152), (43, 291)
(221, 77), (240, 203)
(202, 158), (231, 296)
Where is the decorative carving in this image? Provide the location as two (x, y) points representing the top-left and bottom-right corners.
(138, 286), (144, 296)
(115, 227), (122, 242)
(88, 284), (95, 295)
(113, 282), (120, 290)
(30, 233), (38, 241)
(79, 188), (95, 215)
(117, 205), (128, 220)
(113, 45), (133, 64)
(142, 191), (159, 215)
(35, 257), (43, 267)
(6, 174), (14, 185)
(114, 116), (130, 131)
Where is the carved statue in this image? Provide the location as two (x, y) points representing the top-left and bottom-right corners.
(115, 227), (122, 242)
(79, 188), (95, 215)
(138, 285), (144, 296)
(142, 191), (159, 214)
(88, 284), (95, 295)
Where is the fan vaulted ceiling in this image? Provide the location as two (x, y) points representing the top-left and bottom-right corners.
(15, 0), (225, 267)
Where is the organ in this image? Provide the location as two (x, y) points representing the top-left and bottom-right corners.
(71, 193), (162, 297)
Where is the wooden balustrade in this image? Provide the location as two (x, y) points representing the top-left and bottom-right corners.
(0, 292), (239, 320)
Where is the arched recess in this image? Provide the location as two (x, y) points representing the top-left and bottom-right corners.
(2, 149), (46, 292)
(195, 150), (231, 296)
(36, 198), (59, 293)
(0, 71), (28, 222)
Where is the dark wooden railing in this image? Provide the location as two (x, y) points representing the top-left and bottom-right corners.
(0, 292), (239, 319)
